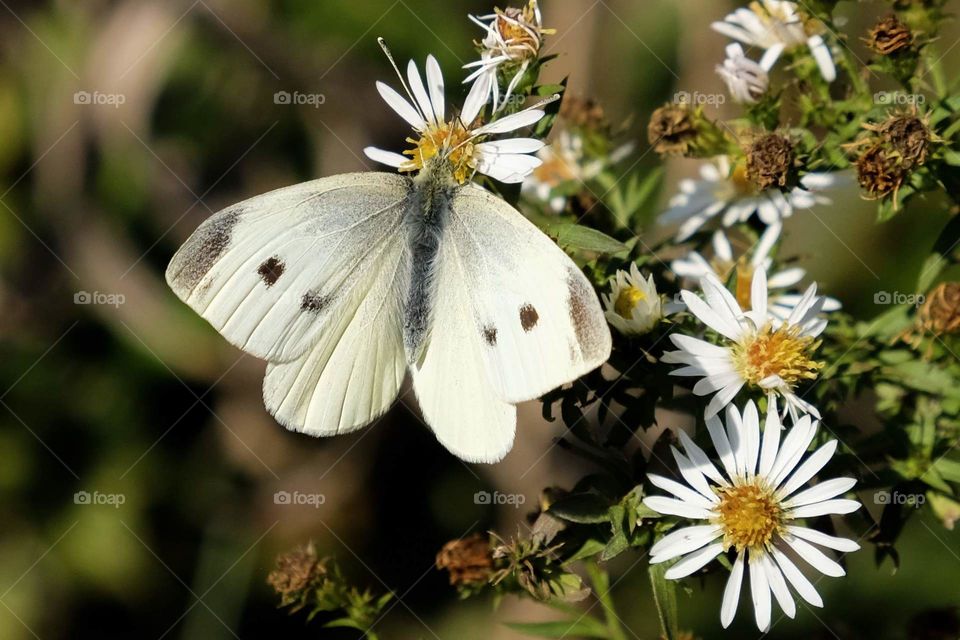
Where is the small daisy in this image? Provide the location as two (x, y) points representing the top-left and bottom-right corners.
(716, 43), (773, 104)
(712, 0), (837, 83)
(644, 400), (861, 631)
(364, 47), (554, 184)
(661, 267), (827, 419)
(463, 0), (554, 113)
(660, 156), (840, 241)
(602, 264), (676, 336)
(671, 225), (842, 321)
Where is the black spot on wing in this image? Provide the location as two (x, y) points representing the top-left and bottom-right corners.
(519, 304), (539, 332)
(169, 208), (242, 291)
(257, 256), (285, 287)
(483, 325), (498, 346)
(301, 290), (333, 313)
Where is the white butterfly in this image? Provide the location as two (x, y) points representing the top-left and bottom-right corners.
(166, 45), (612, 463)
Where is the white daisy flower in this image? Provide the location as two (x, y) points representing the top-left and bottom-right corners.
(644, 400), (861, 632)
(716, 43), (773, 104)
(711, 0), (837, 83)
(463, 0), (554, 113)
(364, 47), (554, 185)
(671, 225), (842, 321)
(602, 264), (674, 336)
(661, 266), (827, 420)
(660, 156), (840, 241)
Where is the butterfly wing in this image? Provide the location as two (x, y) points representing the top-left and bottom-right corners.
(443, 182), (612, 404)
(167, 172), (411, 435)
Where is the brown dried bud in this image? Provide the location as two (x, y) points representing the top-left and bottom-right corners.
(865, 14), (914, 55)
(648, 104), (697, 155)
(267, 542), (327, 605)
(855, 143), (907, 199)
(436, 534), (494, 586)
(560, 96), (608, 132)
(881, 114), (930, 168)
(918, 283), (960, 335)
(746, 133), (795, 190)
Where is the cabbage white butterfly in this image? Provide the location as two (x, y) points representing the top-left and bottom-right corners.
(166, 43), (612, 462)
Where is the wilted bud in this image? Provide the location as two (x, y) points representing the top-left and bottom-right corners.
(648, 104), (698, 155)
(746, 133), (796, 190)
(855, 143), (907, 199)
(436, 534), (494, 586)
(918, 283), (960, 335)
(267, 542), (327, 610)
(865, 14), (915, 55)
(560, 96), (608, 132)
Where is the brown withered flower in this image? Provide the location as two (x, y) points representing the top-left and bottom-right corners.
(879, 114), (931, 168)
(267, 542), (328, 610)
(918, 283), (960, 336)
(853, 111), (935, 200)
(435, 534), (494, 586)
(648, 104), (697, 155)
(746, 133), (796, 190)
(560, 95), (608, 132)
(865, 14), (914, 55)
(855, 143), (907, 199)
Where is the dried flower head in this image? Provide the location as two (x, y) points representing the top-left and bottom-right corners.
(489, 534), (588, 602)
(435, 534), (494, 586)
(877, 113), (932, 168)
(855, 143), (907, 199)
(919, 283), (960, 335)
(865, 14), (915, 55)
(267, 542), (328, 611)
(648, 104), (698, 155)
(853, 112), (934, 200)
(746, 133), (796, 190)
(560, 95), (609, 132)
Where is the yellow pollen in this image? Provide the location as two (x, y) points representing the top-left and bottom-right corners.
(614, 286), (646, 319)
(715, 481), (783, 552)
(402, 122), (475, 184)
(730, 160), (757, 196)
(732, 324), (824, 387)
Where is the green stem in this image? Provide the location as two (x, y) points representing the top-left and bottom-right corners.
(924, 44), (948, 99)
(585, 563), (629, 640)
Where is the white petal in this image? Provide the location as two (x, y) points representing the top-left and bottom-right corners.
(702, 275), (747, 336)
(407, 59), (435, 123)
(425, 55), (445, 121)
(474, 108), (545, 135)
(785, 526), (861, 553)
(757, 398), (781, 476)
(808, 35), (836, 82)
(704, 379), (745, 419)
(476, 138), (544, 154)
(707, 415), (738, 480)
(767, 415), (816, 487)
(751, 266), (768, 320)
(749, 551), (772, 632)
(788, 499), (861, 518)
(742, 400), (761, 477)
(759, 43), (784, 71)
(376, 81), (426, 130)
(643, 496), (714, 520)
(725, 404), (746, 478)
(767, 267), (805, 289)
(462, 72), (491, 124)
(782, 535), (845, 577)
(784, 477), (857, 508)
(363, 146), (408, 168)
(721, 551), (745, 628)
(671, 447), (719, 501)
(664, 542), (724, 579)
(669, 334), (731, 359)
(647, 474), (716, 509)
(761, 553), (796, 619)
(777, 440), (839, 497)
(678, 430), (729, 487)
(713, 230), (733, 262)
(751, 222), (781, 266)
(650, 524), (723, 562)
(680, 290), (743, 342)
(771, 548), (823, 607)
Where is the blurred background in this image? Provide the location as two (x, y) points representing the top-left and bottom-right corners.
(1, 0), (959, 638)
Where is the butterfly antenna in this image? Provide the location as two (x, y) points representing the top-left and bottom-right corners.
(377, 37), (427, 123)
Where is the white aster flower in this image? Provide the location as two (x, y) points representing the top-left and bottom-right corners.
(661, 266), (828, 420)
(602, 264), (675, 336)
(716, 43), (773, 104)
(712, 0), (837, 83)
(463, 0), (553, 113)
(644, 400), (861, 631)
(364, 49), (554, 184)
(660, 156), (840, 241)
(671, 225), (842, 321)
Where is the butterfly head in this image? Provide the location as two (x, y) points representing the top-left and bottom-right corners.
(402, 116), (478, 185)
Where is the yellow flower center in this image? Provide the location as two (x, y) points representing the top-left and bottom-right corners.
(715, 481), (783, 552)
(734, 262), (755, 311)
(403, 122), (475, 184)
(615, 286), (646, 319)
(732, 324), (824, 387)
(730, 160), (757, 196)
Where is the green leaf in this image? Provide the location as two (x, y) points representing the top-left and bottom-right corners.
(932, 457), (960, 484)
(548, 493), (613, 524)
(649, 564), (679, 640)
(505, 618), (610, 638)
(550, 222), (628, 254)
